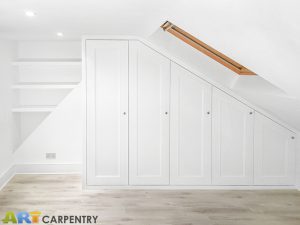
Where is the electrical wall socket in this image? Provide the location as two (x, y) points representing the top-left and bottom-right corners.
(46, 153), (56, 160)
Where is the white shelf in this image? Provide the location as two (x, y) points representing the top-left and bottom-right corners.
(12, 106), (56, 113)
(12, 59), (81, 66)
(12, 82), (79, 90)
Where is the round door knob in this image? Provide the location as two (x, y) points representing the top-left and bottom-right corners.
(291, 136), (295, 139)
(123, 112), (127, 115)
(207, 112), (210, 115)
(165, 112), (168, 115)
(249, 112), (253, 115)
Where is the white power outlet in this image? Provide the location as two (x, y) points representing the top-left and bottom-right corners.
(46, 153), (56, 160)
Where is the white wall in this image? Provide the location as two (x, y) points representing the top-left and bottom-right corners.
(148, 30), (300, 132)
(0, 40), (16, 176)
(297, 134), (300, 189)
(148, 29), (237, 89)
(14, 86), (83, 165)
(17, 41), (81, 59)
(13, 41), (83, 167)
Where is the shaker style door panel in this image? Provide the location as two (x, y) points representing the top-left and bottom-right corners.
(212, 88), (254, 185)
(170, 63), (212, 185)
(129, 41), (171, 185)
(254, 113), (296, 185)
(86, 40), (129, 185)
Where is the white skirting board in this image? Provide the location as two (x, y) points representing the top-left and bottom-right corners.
(1, 164), (299, 191)
(83, 185), (297, 191)
(14, 163), (82, 174)
(0, 163), (82, 191)
(0, 166), (16, 191)
(0, 164), (300, 191)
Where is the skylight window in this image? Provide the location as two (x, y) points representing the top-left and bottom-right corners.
(161, 21), (256, 76)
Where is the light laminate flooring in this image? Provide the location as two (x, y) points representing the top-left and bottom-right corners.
(0, 175), (300, 225)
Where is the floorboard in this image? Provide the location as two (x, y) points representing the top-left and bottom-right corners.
(0, 175), (300, 225)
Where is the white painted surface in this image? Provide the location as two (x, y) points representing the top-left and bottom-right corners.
(0, 166), (15, 191)
(149, 30), (300, 132)
(14, 86), (83, 164)
(14, 164), (81, 174)
(129, 41), (170, 185)
(17, 41), (81, 59)
(12, 41), (82, 150)
(297, 135), (300, 190)
(86, 40), (129, 185)
(12, 106), (55, 112)
(12, 60), (81, 66)
(232, 76), (300, 132)
(16, 89), (70, 107)
(254, 113), (296, 185)
(16, 65), (81, 83)
(85, 185), (296, 190)
(170, 63), (212, 185)
(0, 40), (16, 179)
(1, 164), (81, 191)
(83, 38), (299, 188)
(149, 30), (235, 90)
(1, 1), (300, 132)
(12, 83), (78, 89)
(212, 88), (254, 185)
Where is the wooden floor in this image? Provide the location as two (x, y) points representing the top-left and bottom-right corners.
(0, 175), (300, 225)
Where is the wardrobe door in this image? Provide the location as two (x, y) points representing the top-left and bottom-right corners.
(254, 113), (296, 185)
(86, 40), (129, 185)
(170, 63), (212, 185)
(212, 88), (254, 185)
(129, 41), (170, 185)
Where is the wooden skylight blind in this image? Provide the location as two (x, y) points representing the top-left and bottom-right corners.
(161, 21), (256, 75)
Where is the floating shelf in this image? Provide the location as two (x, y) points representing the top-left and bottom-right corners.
(12, 82), (79, 90)
(12, 106), (56, 113)
(12, 59), (81, 66)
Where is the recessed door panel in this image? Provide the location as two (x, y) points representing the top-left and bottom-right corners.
(129, 41), (170, 185)
(170, 63), (212, 185)
(86, 40), (128, 185)
(212, 88), (254, 185)
(254, 113), (296, 185)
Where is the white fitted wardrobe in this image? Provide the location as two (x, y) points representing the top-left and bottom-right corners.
(84, 38), (296, 188)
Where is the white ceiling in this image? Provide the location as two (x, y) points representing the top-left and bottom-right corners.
(0, 0), (170, 39)
(1, 0), (300, 130)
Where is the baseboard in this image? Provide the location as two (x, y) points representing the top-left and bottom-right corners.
(84, 185), (297, 190)
(2, 164), (299, 191)
(0, 163), (82, 191)
(15, 163), (82, 174)
(0, 165), (15, 191)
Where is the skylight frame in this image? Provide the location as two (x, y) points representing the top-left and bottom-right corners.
(161, 21), (256, 76)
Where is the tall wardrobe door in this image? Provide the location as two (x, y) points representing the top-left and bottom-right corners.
(254, 113), (296, 185)
(86, 40), (129, 185)
(170, 63), (212, 185)
(212, 88), (254, 185)
(129, 41), (170, 185)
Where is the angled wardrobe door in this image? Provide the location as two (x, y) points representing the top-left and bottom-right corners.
(129, 41), (170, 185)
(170, 63), (212, 185)
(254, 113), (296, 185)
(86, 40), (129, 185)
(212, 88), (254, 185)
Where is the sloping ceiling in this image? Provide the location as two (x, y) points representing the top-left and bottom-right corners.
(0, 0), (299, 130)
(149, 29), (300, 130)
